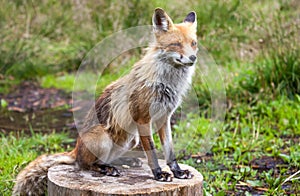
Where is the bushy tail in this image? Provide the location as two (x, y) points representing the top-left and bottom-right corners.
(12, 150), (76, 196)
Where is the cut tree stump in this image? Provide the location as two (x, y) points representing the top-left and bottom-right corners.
(48, 159), (203, 195)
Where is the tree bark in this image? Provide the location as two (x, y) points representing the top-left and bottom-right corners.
(48, 159), (203, 196)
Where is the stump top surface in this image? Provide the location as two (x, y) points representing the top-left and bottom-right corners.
(48, 159), (203, 195)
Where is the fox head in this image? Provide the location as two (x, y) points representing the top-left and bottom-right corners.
(152, 8), (198, 67)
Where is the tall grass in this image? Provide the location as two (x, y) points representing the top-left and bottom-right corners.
(0, 0), (252, 76)
(238, 9), (300, 99)
(258, 12), (300, 97)
(0, 0), (299, 100)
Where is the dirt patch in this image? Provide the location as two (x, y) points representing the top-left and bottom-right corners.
(250, 156), (285, 170)
(0, 109), (76, 136)
(0, 81), (72, 112)
(0, 81), (77, 139)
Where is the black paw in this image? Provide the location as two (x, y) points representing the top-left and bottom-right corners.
(154, 171), (173, 182)
(172, 169), (193, 179)
(99, 165), (121, 177)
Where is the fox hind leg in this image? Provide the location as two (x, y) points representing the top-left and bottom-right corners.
(77, 125), (123, 176)
(92, 162), (121, 176)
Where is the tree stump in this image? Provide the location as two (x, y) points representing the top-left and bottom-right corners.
(48, 159), (203, 196)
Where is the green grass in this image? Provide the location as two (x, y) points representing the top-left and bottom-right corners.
(40, 54), (135, 94)
(177, 97), (300, 195)
(0, 0), (277, 77)
(0, 131), (74, 196)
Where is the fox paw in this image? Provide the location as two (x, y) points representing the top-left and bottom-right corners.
(172, 169), (193, 179)
(155, 171), (173, 182)
(99, 165), (121, 176)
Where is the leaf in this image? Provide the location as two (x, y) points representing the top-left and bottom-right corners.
(246, 179), (263, 187)
(1, 99), (8, 108)
(278, 153), (290, 162)
(215, 190), (225, 196)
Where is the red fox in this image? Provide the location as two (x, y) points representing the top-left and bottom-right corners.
(13, 8), (198, 195)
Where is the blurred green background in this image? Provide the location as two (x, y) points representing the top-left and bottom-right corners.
(0, 0), (299, 98)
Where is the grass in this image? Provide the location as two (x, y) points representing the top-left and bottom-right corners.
(0, 0), (299, 195)
(0, 130), (74, 196)
(177, 97), (300, 195)
(0, 0), (274, 78)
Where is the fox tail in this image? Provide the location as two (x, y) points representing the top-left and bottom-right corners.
(12, 151), (75, 196)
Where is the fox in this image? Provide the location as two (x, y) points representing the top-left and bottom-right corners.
(13, 8), (198, 195)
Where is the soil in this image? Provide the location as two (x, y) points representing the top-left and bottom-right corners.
(1, 81), (71, 112)
(0, 81), (77, 138)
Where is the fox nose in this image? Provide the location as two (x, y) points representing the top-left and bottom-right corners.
(189, 55), (197, 62)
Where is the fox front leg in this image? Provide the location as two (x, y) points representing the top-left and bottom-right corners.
(137, 123), (173, 182)
(157, 117), (193, 179)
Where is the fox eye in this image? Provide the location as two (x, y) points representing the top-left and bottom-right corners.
(169, 42), (182, 47)
(191, 40), (197, 47)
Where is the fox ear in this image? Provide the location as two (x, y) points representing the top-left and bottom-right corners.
(184, 11), (197, 29)
(152, 8), (174, 32)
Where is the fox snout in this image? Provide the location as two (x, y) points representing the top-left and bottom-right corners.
(189, 55), (197, 62)
(174, 53), (197, 66)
